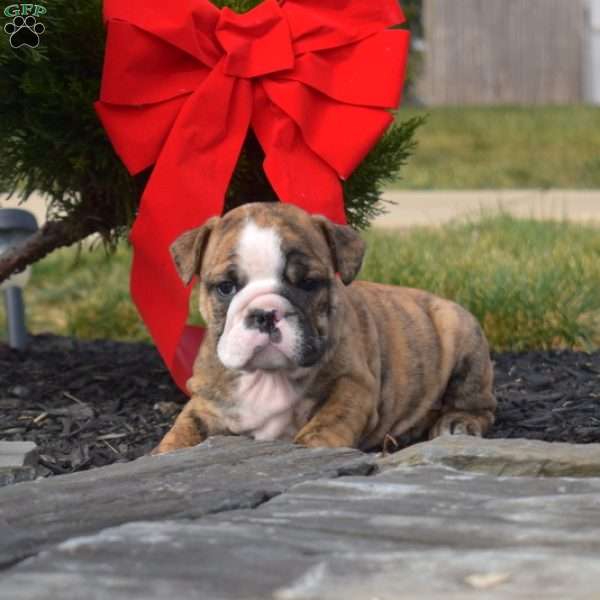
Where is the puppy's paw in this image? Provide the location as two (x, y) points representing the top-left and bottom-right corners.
(429, 411), (485, 439)
(294, 429), (349, 448)
(150, 442), (176, 455)
(151, 430), (198, 455)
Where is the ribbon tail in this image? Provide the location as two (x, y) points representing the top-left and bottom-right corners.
(130, 69), (253, 393)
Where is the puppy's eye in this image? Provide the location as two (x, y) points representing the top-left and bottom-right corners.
(297, 278), (323, 292)
(216, 280), (237, 298)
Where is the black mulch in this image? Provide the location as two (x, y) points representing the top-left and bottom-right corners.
(1, 335), (599, 478)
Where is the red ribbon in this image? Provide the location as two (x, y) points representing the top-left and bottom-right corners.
(95, 0), (409, 393)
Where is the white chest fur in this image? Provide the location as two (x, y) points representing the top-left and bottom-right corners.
(227, 371), (306, 441)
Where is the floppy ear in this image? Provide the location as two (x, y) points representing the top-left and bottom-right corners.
(170, 217), (219, 285)
(313, 215), (366, 285)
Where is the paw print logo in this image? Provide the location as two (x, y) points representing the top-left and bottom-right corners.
(4, 15), (45, 48)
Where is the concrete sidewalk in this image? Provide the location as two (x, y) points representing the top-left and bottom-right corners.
(2, 189), (600, 229)
(374, 189), (600, 228)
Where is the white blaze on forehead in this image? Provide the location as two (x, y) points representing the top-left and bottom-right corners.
(237, 220), (284, 283)
(217, 218), (296, 370)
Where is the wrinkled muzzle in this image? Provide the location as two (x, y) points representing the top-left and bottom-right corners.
(217, 280), (301, 370)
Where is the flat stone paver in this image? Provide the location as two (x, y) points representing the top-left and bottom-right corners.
(3, 459), (600, 599)
(2, 436), (600, 599)
(380, 435), (600, 477)
(0, 441), (38, 487)
(0, 440), (39, 487)
(0, 465), (36, 487)
(0, 436), (373, 569)
(0, 441), (38, 469)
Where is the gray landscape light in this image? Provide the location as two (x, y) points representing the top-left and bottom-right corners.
(0, 209), (38, 350)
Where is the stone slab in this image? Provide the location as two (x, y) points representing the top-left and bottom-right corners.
(0, 466), (36, 487)
(3, 462), (600, 599)
(0, 441), (38, 488)
(379, 435), (600, 477)
(0, 441), (38, 468)
(0, 436), (373, 569)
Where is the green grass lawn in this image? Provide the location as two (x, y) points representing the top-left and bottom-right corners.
(3, 215), (600, 353)
(362, 216), (600, 351)
(16, 243), (150, 343)
(393, 106), (600, 189)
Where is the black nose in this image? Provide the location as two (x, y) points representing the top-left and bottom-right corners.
(245, 309), (277, 334)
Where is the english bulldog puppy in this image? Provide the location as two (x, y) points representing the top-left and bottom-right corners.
(154, 202), (495, 453)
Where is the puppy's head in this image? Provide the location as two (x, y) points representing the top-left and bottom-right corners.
(170, 202), (365, 372)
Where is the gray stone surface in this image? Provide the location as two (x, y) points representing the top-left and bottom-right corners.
(0, 465), (36, 487)
(3, 436), (600, 599)
(0, 441), (38, 468)
(0, 441), (38, 488)
(380, 434), (600, 477)
(0, 436), (373, 569)
(3, 461), (600, 599)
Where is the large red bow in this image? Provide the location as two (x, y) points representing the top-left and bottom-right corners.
(95, 0), (409, 393)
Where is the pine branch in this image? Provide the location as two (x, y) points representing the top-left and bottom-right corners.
(0, 0), (421, 283)
(0, 213), (100, 283)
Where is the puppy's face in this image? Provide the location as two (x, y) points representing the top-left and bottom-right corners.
(170, 203), (365, 372)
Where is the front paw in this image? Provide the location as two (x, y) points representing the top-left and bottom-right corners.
(150, 440), (179, 455)
(429, 411), (485, 439)
(294, 429), (350, 448)
(151, 427), (199, 455)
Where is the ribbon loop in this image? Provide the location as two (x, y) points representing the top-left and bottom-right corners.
(216, 0), (294, 78)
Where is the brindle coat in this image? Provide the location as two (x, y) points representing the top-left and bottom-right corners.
(155, 203), (495, 453)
